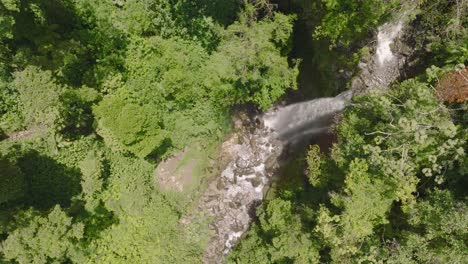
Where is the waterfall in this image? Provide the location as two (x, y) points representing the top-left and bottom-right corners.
(264, 90), (353, 144)
(201, 17), (405, 264)
(352, 18), (405, 90)
(201, 91), (352, 263)
(376, 21), (403, 66)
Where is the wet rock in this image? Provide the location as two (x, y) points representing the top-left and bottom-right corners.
(248, 177), (263, 188)
(265, 155), (279, 170)
(199, 124), (282, 264)
(230, 223), (245, 233)
(236, 157), (250, 169)
(234, 167), (254, 176)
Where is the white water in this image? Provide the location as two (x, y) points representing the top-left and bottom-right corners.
(376, 21), (403, 66)
(264, 90), (353, 144)
(353, 18), (405, 91)
(202, 126), (279, 262)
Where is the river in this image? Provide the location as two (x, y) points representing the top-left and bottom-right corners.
(200, 14), (406, 264)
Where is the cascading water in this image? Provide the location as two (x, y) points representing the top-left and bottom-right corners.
(201, 17), (406, 264)
(376, 21), (403, 66)
(263, 90), (353, 144)
(201, 118), (281, 263)
(352, 18), (405, 90)
(201, 91), (352, 263)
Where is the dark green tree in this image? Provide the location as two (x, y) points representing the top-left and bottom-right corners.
(207, 11), (299, 110)
(229, 198), (320, 263)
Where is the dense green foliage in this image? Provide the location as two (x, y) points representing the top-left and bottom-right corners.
(230, 1), (467, 263)
(93, 12), (298, 158)
(1, 0), (466, 263)
(230, 198), (321, 263)
(314, 0), (397, 47)
(2, 206), (84, 263)
(230, 75), (467, 263)
(289, 0), (397, 48)
(411, 0), (467, 63)
(0, 1), (298, 263)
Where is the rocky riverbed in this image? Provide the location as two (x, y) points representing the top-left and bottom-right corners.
(172, 13), (410, 264)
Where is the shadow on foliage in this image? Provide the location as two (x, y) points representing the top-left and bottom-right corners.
(146, 138), (173, 163)
(59, 89), (100, 139)
(0, 154), (25, 234)
(0, 129), (6, 141)
(8, 0), (125, 87)
(177, 0), (240, 26)
(0, 156), (25, 206)
(17, 150), (82, 210)
(69, 202), (118, 242)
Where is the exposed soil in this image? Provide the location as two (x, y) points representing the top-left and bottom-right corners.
(7, 127), (45, 141)
(154, 148), (196, 192)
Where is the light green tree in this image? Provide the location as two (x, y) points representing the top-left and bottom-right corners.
(306, 144), (325, 186)
(1, 206), (84, 264)
(314, 0), (398, 47)
(315, 79), (466, 262)
(78, 151), (104, 211)
(93, 90), (169, 158)
(207, 12), (299, 110)
(13, 66), (63, 129)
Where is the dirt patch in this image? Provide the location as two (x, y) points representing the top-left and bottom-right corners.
(6, 126), (48, 141)
(7, 129), (37, 140)
(154, 148), (197, 192)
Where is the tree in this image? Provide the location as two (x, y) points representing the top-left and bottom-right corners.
(83, 151), (203, 263)
(409, 0), (468, 66)
(17, 149), (82, 210)
(94, 11), (299, 159)
(13, 66), (63, 129)
(313, 0), (397, 47)
(315, 159), (396, 260)
(436, 66), (468, 103)
(78, 151), (104, 211)
(0, 0), (18, 40)
(306, 144), (325, 186)
(93, 90), (169, 158)
(58, 86), (100, 138)
(1, 206), (84, 264)
(0, 0), (18, 75)
(313, 78), (466, 261)
(207, 12), (299, 110)
(0, 0), (16, 50)
(0, 76), (22, 132)
(384, 190), (468, 263)
(229, 198), (320, 263)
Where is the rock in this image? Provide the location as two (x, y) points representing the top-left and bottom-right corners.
(236, 157), (250, 169)
(216, 179), (225, 190)
(198, 127), (282, 264)
(234, 167), (254, 176)
(248, 176), (263, 188)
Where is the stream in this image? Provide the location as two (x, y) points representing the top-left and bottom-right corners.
(201, 16), (406, 264)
